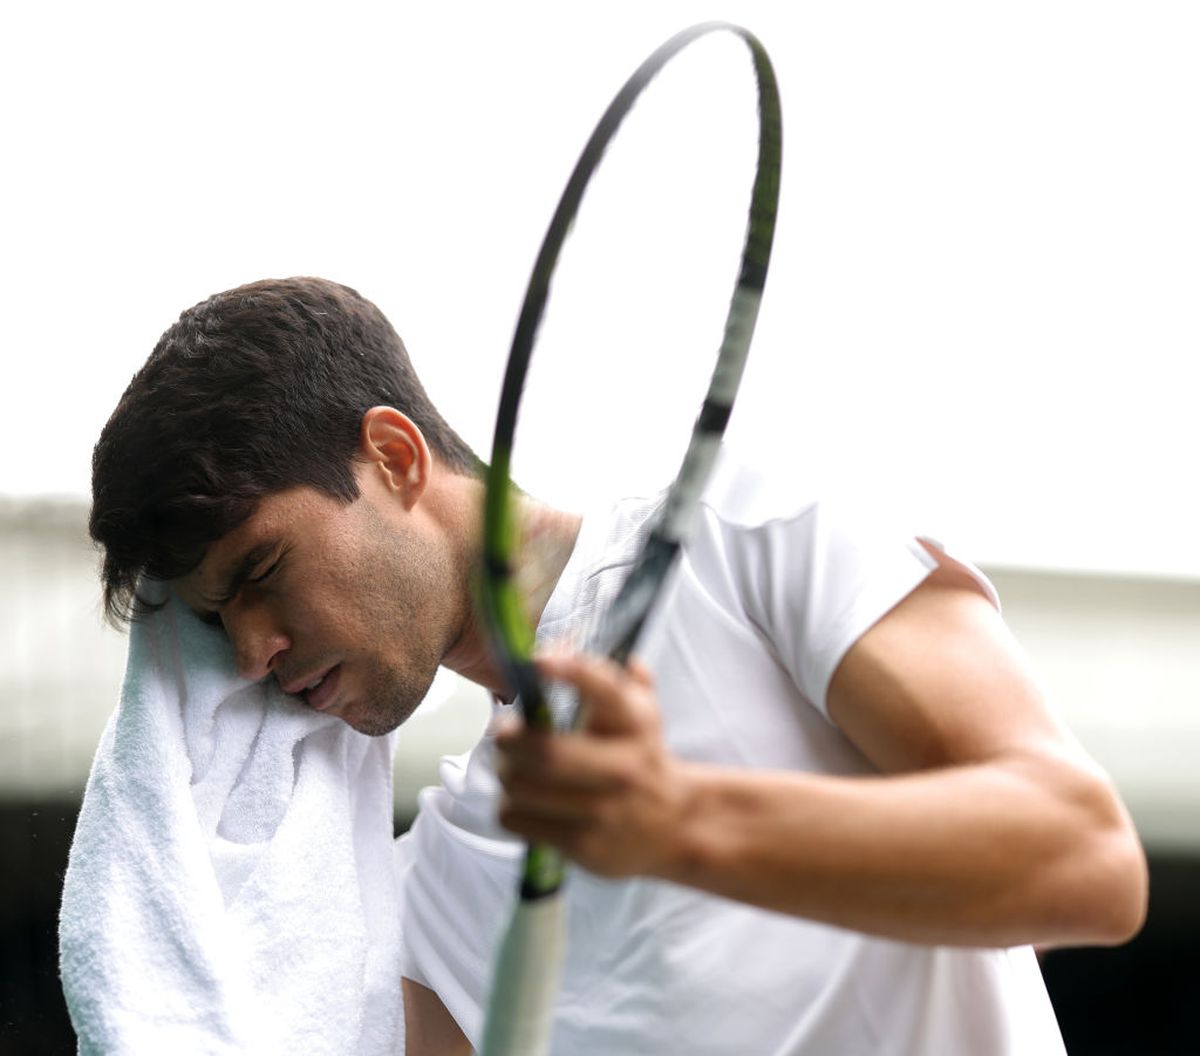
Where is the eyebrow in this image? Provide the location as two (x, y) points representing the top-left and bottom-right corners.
(210, 540), (278, 604)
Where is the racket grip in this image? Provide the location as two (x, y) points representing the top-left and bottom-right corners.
(479, 895), (567, 1056)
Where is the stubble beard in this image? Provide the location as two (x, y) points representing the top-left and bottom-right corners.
(345, 509), (467, 738)
(349, 657), (439, 737)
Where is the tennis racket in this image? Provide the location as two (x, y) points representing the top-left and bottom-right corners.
(477, 21), (782, 1056)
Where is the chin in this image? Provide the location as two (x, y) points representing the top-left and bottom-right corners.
(341, 711), (402, 738)
(341, 696), (423, 738)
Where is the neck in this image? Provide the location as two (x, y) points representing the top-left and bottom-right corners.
(440, 478), (582, 697)
(512, 497), (582, 629)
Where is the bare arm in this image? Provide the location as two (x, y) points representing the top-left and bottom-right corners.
(403, 977), (471, 1056)
(495, 565), (1147, 949)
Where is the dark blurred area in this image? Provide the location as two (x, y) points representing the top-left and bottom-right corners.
(1, 802), (79, 1055)
(1, 800), (1197, 1054)
(1040, 854), (1200, 1055)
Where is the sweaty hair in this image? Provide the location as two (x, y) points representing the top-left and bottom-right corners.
(90, 276), (480, 625)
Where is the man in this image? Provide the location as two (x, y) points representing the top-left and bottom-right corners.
(92, 276), (1146, 1054)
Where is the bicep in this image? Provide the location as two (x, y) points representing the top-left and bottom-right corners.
(826, 556), (1074, 774)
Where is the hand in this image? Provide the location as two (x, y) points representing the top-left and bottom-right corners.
(494, 651), (693, 879)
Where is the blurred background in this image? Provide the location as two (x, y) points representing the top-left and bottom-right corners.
(2, 1), (1197, 1052)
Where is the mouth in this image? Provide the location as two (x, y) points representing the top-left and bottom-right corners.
(287, 664), (343, 712)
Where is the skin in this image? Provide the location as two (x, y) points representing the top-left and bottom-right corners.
(174, 407), (568, 1056)
(495, 568), (1149, 949)
(175, 407), (576, 735)
(177, 408), (1147, 1055)
(402, 978), (472, 1056)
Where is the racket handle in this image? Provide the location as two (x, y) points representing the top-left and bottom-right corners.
(479, 895), (567, 1056)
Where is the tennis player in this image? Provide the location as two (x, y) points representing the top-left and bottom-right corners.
(91, 277), (1146, 1055)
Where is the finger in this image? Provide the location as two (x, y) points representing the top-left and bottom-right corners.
(534, 651), (653, 735)
(496, 727), (640, 791)
(495, 812), (631, 879)
(498, 775), (609, 822)
(534, 649), (625, 693)
(626, 655), (655, 690)
(496, 809), (589, 856)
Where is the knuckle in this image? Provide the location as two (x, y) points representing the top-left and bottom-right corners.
(592, 796), (625, 834)
(608, 757), (639, 791)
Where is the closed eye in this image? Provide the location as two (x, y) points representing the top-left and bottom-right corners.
(250, 559), (281, 585)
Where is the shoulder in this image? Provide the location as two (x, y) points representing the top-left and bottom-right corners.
(681, 450), (1000, 716)
(687, 452), (883, 596)
(697, 451), (821, 530)
(693, 450), (997, 611)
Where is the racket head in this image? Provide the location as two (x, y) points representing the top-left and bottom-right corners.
(479, 20), (782, 719)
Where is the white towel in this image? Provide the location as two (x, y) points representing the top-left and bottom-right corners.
(59, 588), (405, 1054)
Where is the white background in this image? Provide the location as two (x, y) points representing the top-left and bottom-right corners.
(2, 1), (1197, 576)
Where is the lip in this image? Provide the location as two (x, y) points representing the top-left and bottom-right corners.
(281, 667), (330, 696)
(304, 664), (342, 712)
(281, 665), (341, 708)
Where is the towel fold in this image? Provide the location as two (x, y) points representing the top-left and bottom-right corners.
(59, 588), (405, 1054)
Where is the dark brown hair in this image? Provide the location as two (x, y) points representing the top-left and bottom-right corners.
(90, 277), (480, 624)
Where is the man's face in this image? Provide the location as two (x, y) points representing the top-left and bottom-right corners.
(175, 469), (466, 736)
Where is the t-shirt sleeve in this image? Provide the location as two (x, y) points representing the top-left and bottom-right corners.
(729, 502), (997, 722)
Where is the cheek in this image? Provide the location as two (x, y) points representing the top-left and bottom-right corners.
(276, 569), (357, 646)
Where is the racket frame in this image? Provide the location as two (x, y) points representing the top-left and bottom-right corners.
(476, 20), (783, 1055)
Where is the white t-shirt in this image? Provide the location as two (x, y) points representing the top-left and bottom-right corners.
(400, 458), (1066, 1055)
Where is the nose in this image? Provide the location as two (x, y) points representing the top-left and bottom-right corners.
(223, 603), (291, 682)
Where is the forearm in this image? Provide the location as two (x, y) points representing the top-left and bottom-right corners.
(498, 648), (1147, 950)
(659, 749), (1145, 949)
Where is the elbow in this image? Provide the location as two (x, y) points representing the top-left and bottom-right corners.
(1049, 766), (1149, 947)
(1088, 811), (1148, 946)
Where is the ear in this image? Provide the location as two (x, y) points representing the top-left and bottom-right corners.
(358, 406), (432, 508)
